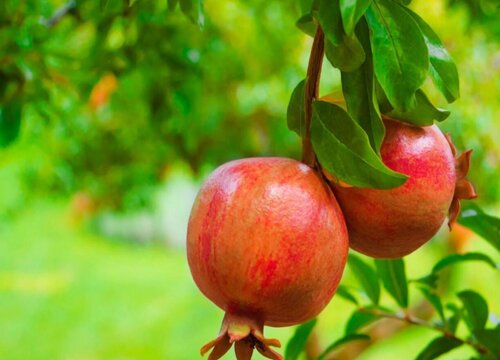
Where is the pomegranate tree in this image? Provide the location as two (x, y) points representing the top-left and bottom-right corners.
(332, 118), (477, 258)
(187, 157), (348, 359)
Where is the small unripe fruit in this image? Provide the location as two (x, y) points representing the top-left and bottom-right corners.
(332, 118), (476, 258)
(187, 157), (348, 359)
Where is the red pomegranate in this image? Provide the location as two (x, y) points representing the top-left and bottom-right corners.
(187, 157), (348, 359)
(332, 118), (476, 258)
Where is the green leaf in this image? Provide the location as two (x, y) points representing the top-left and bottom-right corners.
(348, 253), (380, 304)
(341, 18), (384, 152)
(375, 258), (409, 308)
(366, 0), (429, 111)
(179, 0), (204, 29)
(457, 290), (489, 334)
(310, 100), (407, 189)
(325, 34), (366, 72)
(0, 99), (23, 147)
(411, 273), (439, 289)
(345, 309), (379, 334)
(445, 304), (462, 334)
(415, 336), (462, 360)
(475, 326), (500, 359)
(167, 0), (179, 11)
(458, 203), (500, 252)
(339, 0), (372, 35)
(287, 79), (307, 138)
(432, 252), (498, 273)
(405, 8), (460, 103)
(318, 0), (344, 46)
(296, 13), (317, 37)
(386, 89), (450, 126)
(317, 334), (370, 360)
(418, 287), (445, 323)
(285, 319), (317, 360)
(336, 285), (359, 305)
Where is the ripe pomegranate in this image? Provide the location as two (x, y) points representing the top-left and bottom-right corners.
(187, 157), (348, 359)
(331, 117), (476, 258)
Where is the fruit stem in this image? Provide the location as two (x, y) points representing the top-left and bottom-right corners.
(302, 26), (324, 168)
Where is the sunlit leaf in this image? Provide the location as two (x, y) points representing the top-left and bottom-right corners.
(432, 252), (498, 273)
(285, 319), (317, 360)
(348, 253), (380, 304)
(317, 333), (370, 360)
(415, 336), (462, 360)
(375, 258), (408, 308)
(458, 203), (500, 252)
(366, 0), (428, 111)
(310, 100), (407, 189)
(405, 8), (460, 102)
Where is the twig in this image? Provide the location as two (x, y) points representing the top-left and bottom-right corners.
(302, 27), (324, 167)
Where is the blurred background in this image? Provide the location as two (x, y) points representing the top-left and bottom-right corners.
(0, 0), (498, 359)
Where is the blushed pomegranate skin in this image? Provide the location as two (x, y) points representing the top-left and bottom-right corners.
(333, 119), (456, 258)
(187, 157), (348, 359)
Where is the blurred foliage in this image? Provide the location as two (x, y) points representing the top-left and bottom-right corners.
(0, 0), (498, 212)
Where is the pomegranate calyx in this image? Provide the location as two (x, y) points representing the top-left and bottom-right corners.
(445, 135), (478, 228)
(201, 312), (282, 360)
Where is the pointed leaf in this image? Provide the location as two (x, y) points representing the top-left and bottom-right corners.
(285, 319), (317, 360)
(287, 79), (307, 138)
(386, 89), (450, 126)
(345, 309), (379, 334)
(415, 336), (462, 360)
(405, 8), (460, 103)
(311, 100), (407, 189)
(458, 203), (500, 252)
(336, 285), (359, 305)
(432, 252), (498, 273)
(340, 0), (373, 35)
(179, 0), (204, 29)
(348, 253), (380, 304)
(317, 334), (370, 360)
(411, 273), (439, 289)
(418, 287), (445, 323)
(341, 18), (384, 152)
(0, 99), (22, 147)
(375, 258), (409, 308)
(457, 290), (489, 334)
(325, 34), (366, 72)
(366, 0), (428, 111)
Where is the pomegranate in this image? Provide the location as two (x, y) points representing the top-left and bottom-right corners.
(332, 118), (476, 258)
(187, 157), (348, 359)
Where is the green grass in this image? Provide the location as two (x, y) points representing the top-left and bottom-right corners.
(0, 200), (498, 360)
